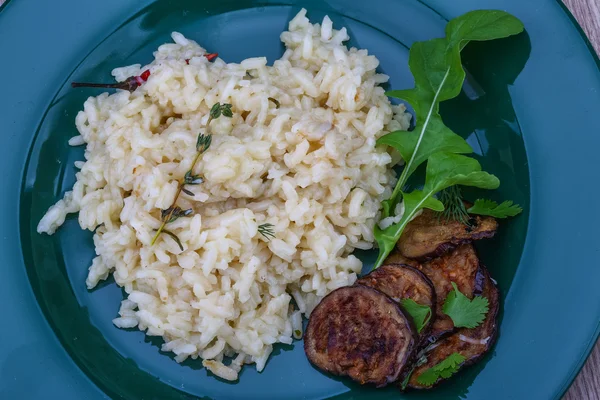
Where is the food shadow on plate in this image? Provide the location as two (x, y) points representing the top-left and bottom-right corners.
(441, 31), (532, 294)
(136, 0), (291, 65)
(106, 282), (298, 386)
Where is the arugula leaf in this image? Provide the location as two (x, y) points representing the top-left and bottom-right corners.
(379, 10), (523, 210)
(443, 282), (489, 328)
(372, 10), (523, 269)
(468, 199), (523, 218)
(401, 299), (432, 334)
(416, 352), (466, 386)
(373, 152), (499, 268)
(377, 123), (472, 205)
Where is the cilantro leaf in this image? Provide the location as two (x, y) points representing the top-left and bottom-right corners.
(468, 199), (523, 218)
(416, 352), (466, 386)
(401, 299), (432, 333)
(443, 282), (489, 328)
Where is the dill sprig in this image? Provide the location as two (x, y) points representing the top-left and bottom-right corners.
(150, 103), (233, 248)
(438, 185), (470, 225)
(258, 223), (275, 241)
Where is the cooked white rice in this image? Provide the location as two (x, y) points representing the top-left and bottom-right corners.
(37, 9), (410, 381)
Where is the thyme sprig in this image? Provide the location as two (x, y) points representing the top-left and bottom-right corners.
(268, 97), (280, 108)
(258, 223), (275, 240)
(150, 103), (233, 248)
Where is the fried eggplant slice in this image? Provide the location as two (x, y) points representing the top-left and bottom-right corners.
(397, 209), (498, 261)
(358, 264), (436, 341)
(407, 267), (499, 389)
(304, 285), (416, 387)
(386, 245), (482, 341)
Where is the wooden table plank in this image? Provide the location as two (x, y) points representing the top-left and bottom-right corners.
(563, 0), (600, 400)
(564, 340), (600, 400)
(564, 0), (600, 55)
(561, 1), (600, 398)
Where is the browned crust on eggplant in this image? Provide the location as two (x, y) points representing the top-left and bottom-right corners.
(358, 264), (436, 343)
(304, 285), (416, 387)
(386, 245), (481, 341)
(397, 209), (498, 261)
(407, 266), (500, 389)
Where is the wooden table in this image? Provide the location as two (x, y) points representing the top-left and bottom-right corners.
(0, 0), (597, 397)
(562, 1), (600, 396)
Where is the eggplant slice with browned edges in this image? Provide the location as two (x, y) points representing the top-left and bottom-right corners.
(358, 263), (436, 342)
(387, 244), (483, 341)
(407, 266), (500, 389)
(304, 285), (416, 387)
(397, 208), (498, 261)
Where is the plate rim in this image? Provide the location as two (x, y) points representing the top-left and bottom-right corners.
(1, 0), (600, 399)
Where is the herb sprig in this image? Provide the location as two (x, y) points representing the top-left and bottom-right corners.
(416, 352), (466, 386)
(372, 11), (525, 270)
(468, 199), (523, 218)
(440, 187), (523, 224)
(258, 223), (275, 241)
(268, 97), (280, 108)
(374, 152), (500, 269)
(400, 299), (432, 334)
(150, 103), (233, 249)
(443, 282), (489, 329)
(438, 185), (470, 225)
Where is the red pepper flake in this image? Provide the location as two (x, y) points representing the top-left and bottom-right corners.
(140, 69), (151, 81)
(185, 53), (218, 65)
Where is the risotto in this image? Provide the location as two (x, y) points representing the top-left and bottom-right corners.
(37, 8), (411, 380)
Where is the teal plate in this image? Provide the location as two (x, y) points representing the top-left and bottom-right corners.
(1, 0), (599, 399)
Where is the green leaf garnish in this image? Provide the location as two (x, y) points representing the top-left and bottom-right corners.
(161, 206), (193, 223)
(400, 299), (432, 334)
(372, 10), (524, 269)
(381, 10), (523, 207)
(268, 97), (280, 108)
(258, 223), (275, 240)
(196, 133), (212, 153)
(416, 352), (466, 386)
(438, 185), (470, 225)
(181, 187), (195, 197)
(373, 152), (500, 269)
(468, 199), (523, 218)
(184, 170), (204, 185)
(209, 102), (233, 119)
(150, 103), (232, 248)
(209, 102), (222, 119)
(152, 228), (184, 251)
(400, 368), (412, 390)
(221, 103), (233, 117)
(443, 282), (489, 328)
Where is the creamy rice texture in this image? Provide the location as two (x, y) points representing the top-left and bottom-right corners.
(37, 9), (411, 380)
